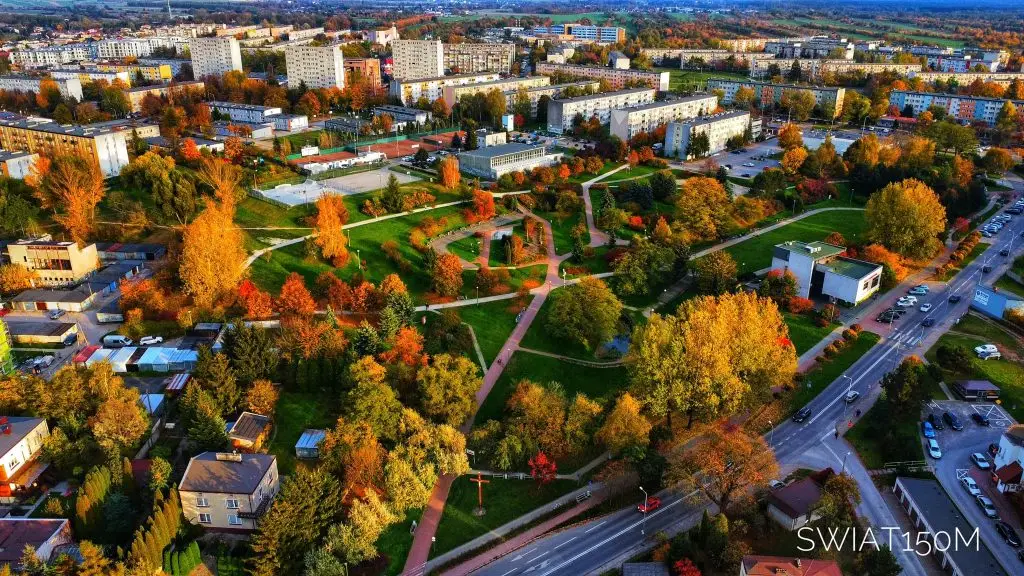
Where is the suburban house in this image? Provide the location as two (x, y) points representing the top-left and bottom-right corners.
(992, 424), (1024, 493)
(739, 555), (843, 576)
(0, 518), (73, 569)
(767, 468), (833, 530)
(228, 412), (273, 452)
(179, 452), (280, 531)
(952, 379), (1000, 401)
(770, 241), (882, 305)
(0, 417), (51, 503)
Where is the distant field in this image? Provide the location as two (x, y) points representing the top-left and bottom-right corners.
(655, 68), (749, 92)
(443, 11), (619, 23)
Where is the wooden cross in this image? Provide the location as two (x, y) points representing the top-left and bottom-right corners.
(469, 472), (490, 508)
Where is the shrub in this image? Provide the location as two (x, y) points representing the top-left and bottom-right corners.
(850, 323), (862, 333)
(815, 315), (830, 327)
(787, 296), (814, 314)
(842, 329), (858, 341)
(823, 343), (838, 358)
(935, 344), (972, 373)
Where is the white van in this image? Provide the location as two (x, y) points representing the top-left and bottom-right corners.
(102, 335), (134, 348)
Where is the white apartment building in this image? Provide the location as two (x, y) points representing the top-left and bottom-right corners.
(442, 75), (550, 107)
(535, 62), (670, 91)
(664, 110), (751, 159)
(50, 69), (132, 87)
(503, 81), (600, 118)
(189, 37), (243, 80)
(97, 39), (152, 59)
(443, 42), (515, 74)
(389, 72), (501, 105)
(10, 45), (91, 68)
(369, 26), (399, 47)
(909, 70), (1024, 88)
(0, 76), (83, 101)
(769, 241), (882, 305)
(288, 27), (325, 41)
(610, 93), (719, 141)
(546, 88), (657, 135)
(208, 101), (308, 132)
(671, 49), (776, 69)
(285, 45), (345, 89)
(750, 58), (922, 80)
(391, 40), (444, 80)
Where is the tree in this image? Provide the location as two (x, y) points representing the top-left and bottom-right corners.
(674, 425), (778, 512)
(758, 269), (798, 303)
(675, 177), (730, 241)
(313, 192), (350, 266)
(983, 147), (1015, 173)
(180, 384), (228, 452)
(438, 156), (460, 189)
(814, 472), (861, 528)
(865, 178), (947, 259)
(781, 147), (808, 176)
(882, 356), (931, 410)
(416, 354), (481, 427)
(345, 357), (402, 441)
(780, 90), (815, 121)
(693, 251), (737, 295)
(92, 386), (149, 455)
(649, 170), (677, 201)
(381, 174), (404, 213)
(612, 236), (677, 297)
(673, 559), (702, 576)
(0, 263), (38, 295)
(328, 492), (397, 564)
(684, 131), (710, 159)
(596, 393), (651, 452)
(996, 99), (1019, 136)
(277, 272), (317, 318)
(180, 200), (246, 307)
(856, 546), (902, 576)
(751, 168), (787, 198)
(31, 153), (105, 244)
(528, 451), (557, 486)
(193, 347), (241, 415)
(465, 189), (495, 223)
(197, 156), (244, 205)
(777, 123), (803, 150)
(431, 253), (464, 297)
(247, 379), (280, 416)
(223, 322), (279, 384)
(546, 277), (623, 351)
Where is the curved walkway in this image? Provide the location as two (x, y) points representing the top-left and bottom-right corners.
(580, 165), (629, 248)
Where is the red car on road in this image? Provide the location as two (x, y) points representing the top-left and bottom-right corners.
(638, 497), (661, 513)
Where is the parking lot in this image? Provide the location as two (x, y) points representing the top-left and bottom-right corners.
(676, 139), (782, 182)
(927, 399), (1022, 573)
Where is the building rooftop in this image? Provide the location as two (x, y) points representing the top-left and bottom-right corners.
(1003, 424), (1024, 447)
(817, 256), (882, 280)
(0, 117), (123, 138)
(768, 468), (833, 518)
(541, 62), (660, 74)
(554, 87), (655, 104)
(0, 417), (45, 457)
(707, 78), (842, 91)
(957, 379), (1000, 392)
(5, 321), (77, 337)
(0, 149), (35, 162)
(208, 100), (282, 112)
(447, 76), (548, 91)
(740, 556), (842, 576)
(895, 477), (1008, 576)
(229, 412), (272, 443)
(10, 287), (95, 304)
(179, 452), (276, 494)
(296, 429), (327, 451)
(397, 71), (499, 84)
(0, 519), (68, 564)
(459, 142), (543, 159)
(502, 80), (597, 95)
(775, 240), (846, 261)
(892, 90), (1024, 105)
(617, 93), (717, 113)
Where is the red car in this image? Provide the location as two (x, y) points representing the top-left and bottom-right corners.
(638, 497), (661, 513)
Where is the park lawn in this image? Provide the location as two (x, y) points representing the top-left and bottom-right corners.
(457, 298), (527, 366)
(657, 285), (698, 315)
(846, 403), (923, 469)
(235, 197), (315, 229)
(267, 392), (335, 476)
(249, 242), (332, 294)
(29, 493), (73, 519)
(783, 312), (838, 356)
(656, 68), (749, 92)
(994, 273), (1024, 298)
(723, 210), (868, 275)
(463, 264), (546, 300)
(569, 161), (621, 183)
(430, 476), (579, 558)
(560, 245), (613, 278)
(791, 332), (881, 412)
(448, 235), (484, 264)
(534, 208), (587, 256)
(599, 164), (662, 183)
(474, 351), (628, 426)
(937, 243), (989, 281)
(519, 295), (599, 361)
(378, 507), (423, 576)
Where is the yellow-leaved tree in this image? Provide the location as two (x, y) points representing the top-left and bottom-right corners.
(31, 153), (105, 245)
(313, 192), (350, 266)
(865, 178), (947, 260)
(180, 199), (246, 307)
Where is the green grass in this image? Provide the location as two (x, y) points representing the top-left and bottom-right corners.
(431, 476), (579, 558)
(938, 243), (989, 281)
(457, 298), (528, 366)
(533, 208), (587, 256)
(791, 332), (881, 411)
(569, 161), (619, 183)
(378, 507), (422, 576)
(560, 246), (613, 278)
(475, 350), (628, 426)
(656, 68), (749, 92)
(847, 403), (922, 469)
(783, 312), (838, 356)
(723, 210), (868, 276)
(599, 164), (662, 183)
(267, 392), (335, 476)
(463, 264), (547, 301)
(994, 273), (1024, 298)
(29, 493), (72, 519)
(448, 235), (484, 264)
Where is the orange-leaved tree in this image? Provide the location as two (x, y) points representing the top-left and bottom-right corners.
(276, 272), (316, 318)
(438, 156), (460, 189)
(675, 423), (779, 513)
(313, 192), (350, 266)
(31, 153), (105, 245)
(179, 199), (246, 307)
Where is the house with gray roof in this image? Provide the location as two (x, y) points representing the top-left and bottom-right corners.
(179, 452), (279, 532)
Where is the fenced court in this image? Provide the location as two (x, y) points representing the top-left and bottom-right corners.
(256, 167), (422, 206)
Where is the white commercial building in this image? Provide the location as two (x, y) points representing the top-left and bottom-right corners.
(458, 143), (560, 179)
(546, 88), (657, 135)
(610, 93), (718, 142)
(0, 75), (83, 101)
(664, 110), (751, 159)
(208, 101), (308, 132)
(285, 45), (345, 89)
(189, 37), (243, 79)
(769, 240), (882, 305)
(391, 40), (444, 80)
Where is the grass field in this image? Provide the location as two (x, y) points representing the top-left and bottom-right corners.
(783, 312), (838, 355)
(656, 68), (749, 92)
(723, 209), (868, 275)
(532, 207), (588, 256)
(267, 392), (336, 476)
(448, 235), (484, 264)
(994, 273), (1024, 298)
(430, 476), (579, 558)
(791, 331), (881, 411)
(378, 508), (422, 576)
(458, 298), (529, 366)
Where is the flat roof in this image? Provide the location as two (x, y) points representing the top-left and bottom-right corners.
(447, 76), (548, 91)
(208, 100), (281, 112)
(5, 321), (77, 337)
(0, 117), (123, 138)
(683, 109), (750, 126)
(459, 142), (543, 159)
(0, 519), (67, 564)
(891, 90), (1024, 105)
(554, 87), (655, 104)
(775, 240), (845, 260)
(540, 62), (662, 75)
(0, 149), (35, 161)
(895, 477), (1008, 576)
(618, 93), (717, 113)
(11, 288), (95, 303)
(818, 256), (881, 280)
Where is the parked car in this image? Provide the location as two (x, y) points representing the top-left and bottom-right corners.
(1000, 249), (1010, 257)
(927, 413), (944, 430)
(920, 303), (933, 312)
(972, 413), (992, 427)
(138, 336), (163, 346)
(844, 390), (860, 403)
(48, 309), (66, 320)
(908, 285), (929, 295)
(949, 295), (962, 303)
(943, 412), (964, 431)
(921, 421), (936, 439)
(961, 476), (982, 497)
(793, 407), (812, 423)
(972, 452), (992, 470)
(980, 350), (1002, 360)
(975, 344), (999, 357)
(101, 335), (133, 348)
(768, 480), (786, 490)
(996, 522), (1021, 547)
(977, 495), (999, 518)
(983, 265), (993, 274)
(638, 497), (661, 513)
(927, 439), (942, 459)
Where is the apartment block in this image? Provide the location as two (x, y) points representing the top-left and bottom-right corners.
(546, 88), (657, 135)
(610, 93), (719, 141)
(764, 37), (855, 60)
(208, 101), (308, 132)
(10, 45), (91, 68)
(50, 69), (132, 87)
(369, 26), (399, 47)
(676, 49), (776, 69)
(750, 58), (922, 80)
(717, 37), (808, 52)
(125, 81), (206, 112)
(0, 150), (38, 180)
(442, 75), (550, 107)
(93, 63), (173, 82)
(530, 24), (625, 43)
(138, 59), (191, 77)
(288, 27), (325, 41)
(0, 76), (83, 101)
(458, 143), (559, 179)
(503, 81), (601, 118)
(97, 38), (159, 59)
(909, 70), (1024, 88)
(343, 58), (382, 87)
(391, 40), (444, 80)
(664, 110), (751, 159)
(389, 72), (501, 105)
(0, 118), (129, 176)
(535, 62), (670, 91)
(180, 452), (280, 532)
(285, 45), (345, 89)
(707, 79), (846, 119)
(6, 240), (99, 287)
(189, 37), (243, 79)
(443, 42), (515, 74)
(888, 90), (1024, 125)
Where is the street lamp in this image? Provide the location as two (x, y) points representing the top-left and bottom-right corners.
(768, 420), (774, 447)
(840, 374), (854, 417)
(639, 486), (648, 535)
(841, 451), (851, 475)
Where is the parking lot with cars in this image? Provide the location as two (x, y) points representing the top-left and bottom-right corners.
(927, 398), (1024, 571)
(675, 139), (782, 183)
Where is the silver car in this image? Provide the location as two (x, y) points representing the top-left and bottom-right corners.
(977, 495), (999, 519)
(961, 476), (982, 497)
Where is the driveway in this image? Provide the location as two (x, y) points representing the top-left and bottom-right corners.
(928, 399), (1022, 574)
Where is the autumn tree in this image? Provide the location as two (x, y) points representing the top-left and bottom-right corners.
(529, 451), (557, 486)
(345, 356), (402, 441)
(983, 147), (1015, 173)
(596, 393), (652, 452)
(277, 272), (316, 318)
(777, 123), (803, 150)
(675, 176), (731, 241)
(247, 379), (280, 416)
(865, 178), (947, 259)
(313, 192), (350, 266)
(197, 156), (244, 205)
(781, 147), (808, 176)
(180, 200), (246, 307)
(674, 424), (778, 512)
(238, 279), (274, 319)
(416, 354), (481, 426)
(0, 263), (38, 295)
(31, 153), (105, 244)
(431, 252), (464, 297)
(464, 189), (496, 223)
(693, 251), (738, 295)
(813, 472), (861, 528)
(546, 277), (623, 350)
(438, 156), (460, 189)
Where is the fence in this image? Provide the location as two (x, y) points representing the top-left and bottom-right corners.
(135, 415), (165, 459)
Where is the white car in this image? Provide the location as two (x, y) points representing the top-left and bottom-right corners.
(844, 390), (861, 403)
(971, 453), (992, 470)
(896, 296), (917, 308)
(927, 438), (942, 459)
(138, 336), (164, 346)
(961, 476), (982, 497)
(919, 303), (933, 312)
(974, 344), (999, 357)
(977, 495), (999, 519)
(743, 162), (755, 168)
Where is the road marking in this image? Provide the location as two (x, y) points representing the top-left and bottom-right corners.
(820, 438), (845, 467)
(804, 342), (900, 427)
(527, 551), (549, 562)
(553, 537), (577, 550)
(500, 569), (518, 576)
(511, 548), (536, 562)
(584, 521), (606, 533)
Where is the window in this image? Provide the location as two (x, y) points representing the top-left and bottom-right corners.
(228, 515), (242, 526)
(198, 513), (211, 524)
(196, 496), (209, 508)
(225, 498), (239, 509)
